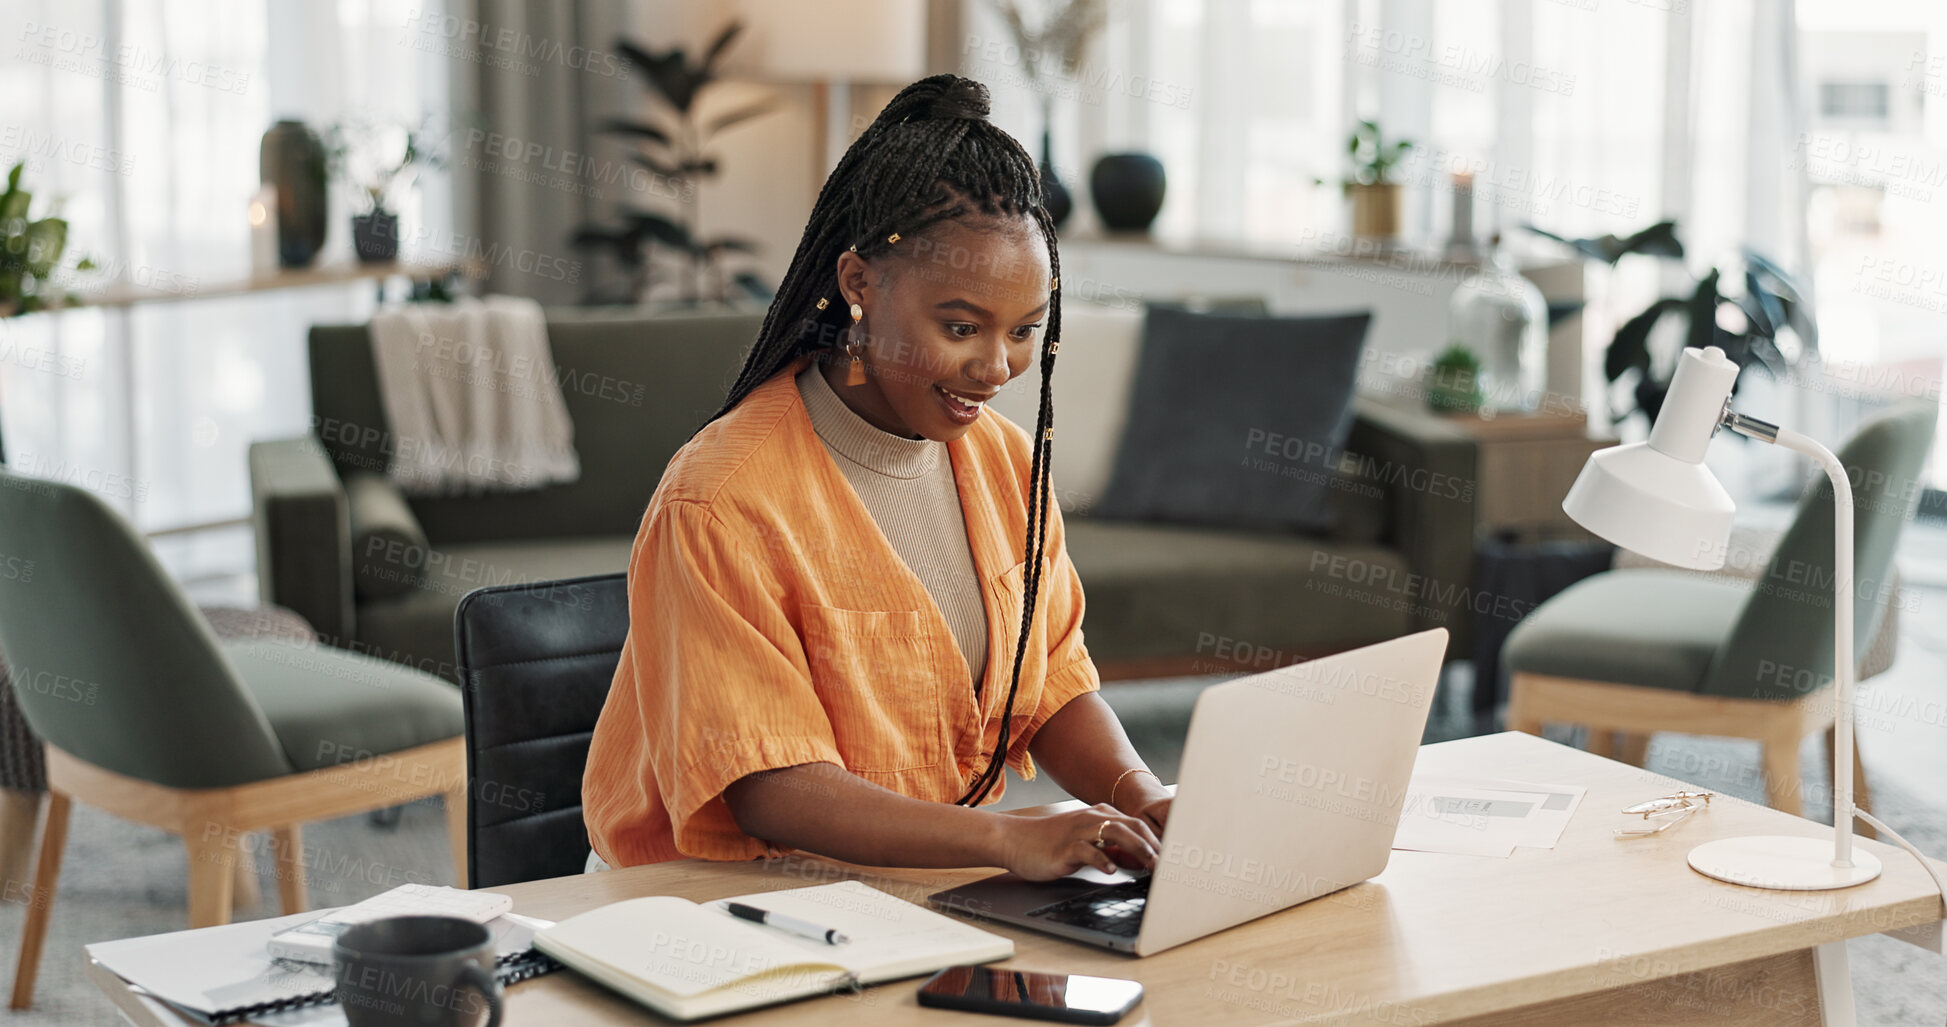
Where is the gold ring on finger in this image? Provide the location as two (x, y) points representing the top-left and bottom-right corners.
(1094, 819), (1109, 849)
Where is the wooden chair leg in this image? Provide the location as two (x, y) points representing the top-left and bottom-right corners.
(1584, 729), (1616, 759)
(1761, 736), (1803, 817)
(232, 841), (262, 911)
(1505, 674), (1544, 735)
(184, 822), (240, 929)
(0, 788), (42, 898)
(273, 826), (307, 914)
(1618, 733), (1651, 768)
(444, 787), (468, 889)
(1824, 727), (1876, 840)
(9, 791), (71, 1011)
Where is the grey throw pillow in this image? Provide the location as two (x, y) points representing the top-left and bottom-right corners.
(1094, 306), (1372, 533)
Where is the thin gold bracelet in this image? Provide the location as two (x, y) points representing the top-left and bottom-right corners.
(1109, 767), (1158, 810)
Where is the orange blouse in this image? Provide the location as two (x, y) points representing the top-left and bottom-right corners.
(582, 353), (1101, 866)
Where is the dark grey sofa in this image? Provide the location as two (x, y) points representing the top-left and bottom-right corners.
(250, 309), (1476, 682)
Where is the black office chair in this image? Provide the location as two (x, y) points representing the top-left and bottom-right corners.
(453, 573), (627, 888)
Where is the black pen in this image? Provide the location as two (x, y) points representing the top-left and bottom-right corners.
(717, 901), (850, 944)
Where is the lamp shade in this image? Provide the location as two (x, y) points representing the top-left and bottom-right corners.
(724, 0), (925, 83)
(1562, 346), (1741, 570)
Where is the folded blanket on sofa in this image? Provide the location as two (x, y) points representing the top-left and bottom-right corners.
(368, 295), (581, 495)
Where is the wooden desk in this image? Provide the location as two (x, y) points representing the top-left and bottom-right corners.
(88, 732), (1944, 1026)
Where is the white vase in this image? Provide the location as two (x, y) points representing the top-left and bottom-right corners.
(1447, 247), (1547, 412)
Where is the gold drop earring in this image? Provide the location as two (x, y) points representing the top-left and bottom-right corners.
(845, 302), (868, 386)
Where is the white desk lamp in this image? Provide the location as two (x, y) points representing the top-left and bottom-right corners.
(1562, 345), (1879, 890)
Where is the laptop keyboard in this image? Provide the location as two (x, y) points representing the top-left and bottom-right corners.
(1023, 876), (1151, 937)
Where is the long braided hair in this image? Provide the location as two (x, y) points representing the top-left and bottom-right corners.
(700, 75), (1063, 809)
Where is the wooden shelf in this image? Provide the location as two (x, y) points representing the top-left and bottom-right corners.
(71, 260), (474, 310)
(1435, 406), (1592, 442)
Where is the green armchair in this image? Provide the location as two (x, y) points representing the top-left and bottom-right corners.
(0, 468), (469, 1008)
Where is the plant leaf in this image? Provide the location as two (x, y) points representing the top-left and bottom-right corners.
(1634, 374), (1669, 425)
(700, 21), (742, 76)
(617, 38), (694, 111)
(24, 218), (65, 274)
(1743, 247), (1817, 352)
(705, 102), (773, 138)
(630, 152), (685, 179)
(1685, 269), (1720, 352)
(732, 270), (774, 301)
(1744, 334), (1787, 378)
(1739, 269), (1781, 339)
(1607, 297), (1683, 382)
(599, 119), (672, 147)
(1618, 220), (1684, 261)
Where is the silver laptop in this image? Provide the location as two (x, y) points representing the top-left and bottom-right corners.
(929, 628), (1446, 957)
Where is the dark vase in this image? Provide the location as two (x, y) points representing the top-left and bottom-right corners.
(352, 211), (398, 263)
(1039, 125), (1071, 230)
(260, 120), (328, 268)
(1090, 153), (1167, 232)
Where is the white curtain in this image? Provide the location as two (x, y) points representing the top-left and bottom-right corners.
(0, 0), (453, 587)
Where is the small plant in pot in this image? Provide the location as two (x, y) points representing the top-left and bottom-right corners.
(326, 116), (447, 265)
(1329, 120), (1411, 240)
(1425, 344), (1487, 414)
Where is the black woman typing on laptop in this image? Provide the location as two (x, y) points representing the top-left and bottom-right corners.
(581, 75), (1170, 883)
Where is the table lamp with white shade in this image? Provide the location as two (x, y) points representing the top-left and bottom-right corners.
(1561, 344), (1889, 890)
(723, 0), (926, 179)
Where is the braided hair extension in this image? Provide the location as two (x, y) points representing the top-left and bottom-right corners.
(698, 75), (1063, 809)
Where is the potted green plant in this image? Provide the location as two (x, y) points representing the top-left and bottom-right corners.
(572, 21), (773, 306)
(325, 116), (447, 265)
(1342, 120), (1411, 240)
(1425, 344), (1486, 414)
(0, 161), (93, 317)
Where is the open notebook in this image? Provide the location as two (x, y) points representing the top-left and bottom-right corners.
(533, 879), (1013, 1020)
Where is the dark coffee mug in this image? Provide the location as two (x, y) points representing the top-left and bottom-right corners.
(334, 916), (504, 1027)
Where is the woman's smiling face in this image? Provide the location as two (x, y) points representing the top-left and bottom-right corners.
(824, 217), (1052, 442)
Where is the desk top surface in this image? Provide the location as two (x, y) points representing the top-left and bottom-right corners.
(90, 731), (1944, 1027)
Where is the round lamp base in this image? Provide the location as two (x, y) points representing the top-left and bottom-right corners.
(1688, 835), (1881, 891)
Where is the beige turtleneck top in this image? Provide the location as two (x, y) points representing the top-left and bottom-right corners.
(795, 361), (989, 691)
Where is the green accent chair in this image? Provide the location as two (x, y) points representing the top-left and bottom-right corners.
(1505, 400), (1937, 820)
(0, 468), (469, 1009)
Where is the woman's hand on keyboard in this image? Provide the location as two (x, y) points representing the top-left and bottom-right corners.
(998, 804), (1160, 881)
